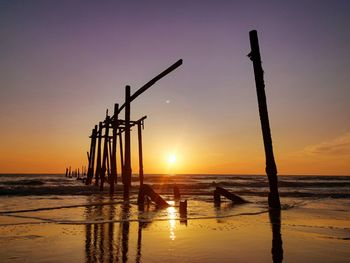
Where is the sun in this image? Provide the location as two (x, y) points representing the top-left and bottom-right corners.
(167, 154), (177, 165)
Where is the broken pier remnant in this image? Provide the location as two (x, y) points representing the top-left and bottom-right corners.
(213, 186), (248, 206)
(248, 30), (281, 210)
(137, 184), (169, 208)
(83, 59), (182, 200)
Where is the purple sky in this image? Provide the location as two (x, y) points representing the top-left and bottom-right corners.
(1, 1), (350, 174)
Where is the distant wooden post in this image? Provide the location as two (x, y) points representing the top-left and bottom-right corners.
(86, 126), (97, 185)
(110, 103), (119, 195)
(137, 121), (144, 186)
(69, 166), (71, 177)
(248, 30), (281, 209)
(65, 168), (68, 177)
(123, 85), (132, 199)
(95, 122), (103, 186)
(100, 116), (110, 191)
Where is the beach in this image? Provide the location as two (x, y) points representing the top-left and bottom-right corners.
(0, 174), (349, 262)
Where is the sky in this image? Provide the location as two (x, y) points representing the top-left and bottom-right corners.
(0, 0), (350, 175)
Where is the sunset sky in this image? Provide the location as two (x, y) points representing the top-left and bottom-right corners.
(1, 1), (349, 175)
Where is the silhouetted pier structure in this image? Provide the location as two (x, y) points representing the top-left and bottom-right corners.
(83, 59), (183, 202)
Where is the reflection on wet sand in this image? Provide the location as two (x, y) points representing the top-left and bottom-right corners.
(85, 197), (283, 263)
(269, 209), (284, 263)
(84, 196), (154, 263)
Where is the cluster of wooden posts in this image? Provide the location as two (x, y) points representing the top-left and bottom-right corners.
(81, 60), (183, 203)
(65, 166), (87, 178)
(68, 30), (281, 210)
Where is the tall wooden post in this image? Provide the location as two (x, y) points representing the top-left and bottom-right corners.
(100, 116), (110, 191)
(110, 103), (119, 195)
(95, 122), (103, 186)
(86, 126), (97, 185)
(248, 30), (281, 209)
(119, 133), (124, 170)
(123, 85), (132, 199)
(137, 121), (144, 186)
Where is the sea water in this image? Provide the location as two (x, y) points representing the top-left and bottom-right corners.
(0, 174), (349, 224)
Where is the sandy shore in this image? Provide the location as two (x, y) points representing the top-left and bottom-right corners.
(0, 197), (349, 263)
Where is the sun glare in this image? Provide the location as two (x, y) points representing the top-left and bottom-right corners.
(167, 154), (177, 165)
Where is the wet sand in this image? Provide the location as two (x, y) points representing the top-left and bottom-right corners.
(0, 198), (349, 263)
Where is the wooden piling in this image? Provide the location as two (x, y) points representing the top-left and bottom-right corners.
(174, 185), (181, 201)
(137, 121), (144, 186)
(95, 122), (103, 186)
(100, 116), (110, 191)
(86, 126), (97, 184)
(110, 103), (119, 195)
(123, 85), (132, 199)
(119, 131), (124, 170)
(248, 30), (281, 210)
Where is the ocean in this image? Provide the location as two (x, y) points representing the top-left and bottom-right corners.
(0, 174), (349, 223)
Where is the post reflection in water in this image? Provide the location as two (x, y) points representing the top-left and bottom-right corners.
(84, 199), (284, 262)
(85, 197), (156, 263)
(121, 202), (130, 263)
(84, 197), (131, 263)
(269, 209), (284, 263)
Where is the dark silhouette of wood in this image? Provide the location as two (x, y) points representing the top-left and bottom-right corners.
(95, 122), (103, 186)
(137, 118), (146, 186)
(180, 200), (187, 215)
(115, 59), (183, 115)
(65, 168), (68, 177)
(69, 166), (71, 177)
(106, 138), (111, 179)
(214, 186), (248, 206)
(119, 133), (124, 173)
(123, 85), (132, 199)
(110, 103), (119, 196)
(86, 126), (97, 184)
(248, 30), (281, 210)
(137, 184), (169, 208)
(100, 116), (110, 191)
(174, 185), (181, 201)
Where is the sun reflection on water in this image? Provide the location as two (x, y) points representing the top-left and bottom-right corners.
(167, 206), (176, 240)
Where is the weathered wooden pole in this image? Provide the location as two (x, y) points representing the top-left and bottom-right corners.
(123, 85), (132, 199)
(65, 168), (68, 177)
(94, 122), (103, 186)
(248, 30), (281, 209)
(110, 103), (119, 195)
(100, 116), (110, 191)
(119, 133), (124, 170)
(137, 121), (144, 186)
(106, 138), (111, 180)
(86, 126), (97, 185)
(69, 166), (71, 177)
